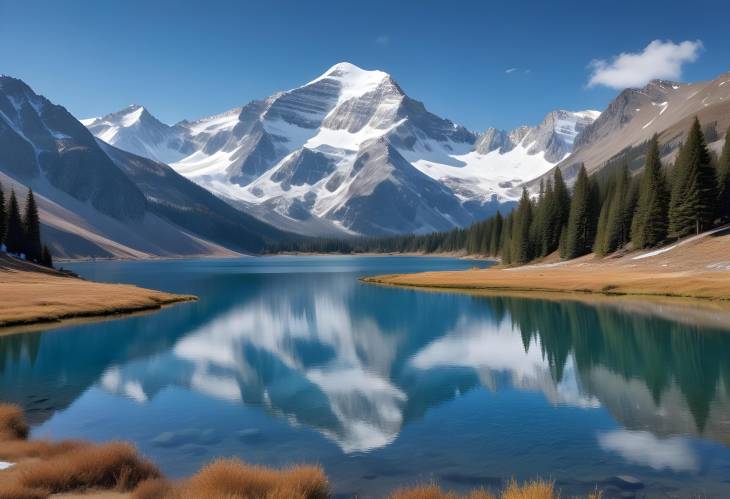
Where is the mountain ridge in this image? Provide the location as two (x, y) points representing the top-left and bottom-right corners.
(84, 62), (599, 236)
(0, 75), (292, 259)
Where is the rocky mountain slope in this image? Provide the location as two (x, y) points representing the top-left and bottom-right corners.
(0, 76), (290, 258)
(86, 62), (599, 236)
(553, 71), (730, 183)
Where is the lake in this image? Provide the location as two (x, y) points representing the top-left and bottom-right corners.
(2, 256), (730, 498)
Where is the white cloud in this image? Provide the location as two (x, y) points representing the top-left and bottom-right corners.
(505, 67), (517, 74)
(588, 40), (702, 89)
(375, 34), (390, 46)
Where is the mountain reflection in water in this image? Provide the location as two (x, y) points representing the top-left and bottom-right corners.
(1, 257), (729, 496)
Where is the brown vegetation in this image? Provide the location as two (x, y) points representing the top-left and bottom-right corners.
(386, 479), (599, 499)
(0, 254), (195, 331)
(0, 404), (159, 499)
(0, 403), (29, 440)
(159, 458), (329, 499)
(388, 484), (496, 499)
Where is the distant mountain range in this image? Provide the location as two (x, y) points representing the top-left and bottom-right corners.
(83, 63), (600, 237)
(1, 64), (728, 258)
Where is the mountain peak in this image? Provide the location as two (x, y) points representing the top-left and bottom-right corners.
(307, 62), (390, 93)
(118, 104), (148, 125)
(87, 104), (161, 129)
(322, 61), (385, 78)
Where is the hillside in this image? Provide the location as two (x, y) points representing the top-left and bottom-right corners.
(552, 72), (730, 184)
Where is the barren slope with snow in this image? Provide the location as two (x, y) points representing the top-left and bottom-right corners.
(552, 72), (730, 184)
(85, 62), (600, 236)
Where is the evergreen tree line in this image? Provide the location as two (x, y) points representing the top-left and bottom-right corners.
(0, 183), (53, 268)
(274, 118), (730, 264)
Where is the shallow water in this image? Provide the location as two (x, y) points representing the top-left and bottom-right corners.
(2, 256), (730, 497)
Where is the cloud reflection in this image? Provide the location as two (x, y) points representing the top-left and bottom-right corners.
(598, 430), (698, 472)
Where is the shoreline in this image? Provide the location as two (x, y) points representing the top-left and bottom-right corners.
(0, 255), (196, 335)
(362, 269), (730, 302)
(362, 227), (730, 306)
(0, 293), (195, 334)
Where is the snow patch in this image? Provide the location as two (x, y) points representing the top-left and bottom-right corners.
(306, 62), (389, 106)
(632, 243), (677, 260)
(185, 108), (240, 135)
(121, 106), (145, 126)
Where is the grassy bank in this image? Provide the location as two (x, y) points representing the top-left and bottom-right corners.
(0, 254), (195, 331)
(363, 228), (730, 302)
(0, 404), (599, 499)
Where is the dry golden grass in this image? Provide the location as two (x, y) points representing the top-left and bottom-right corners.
(0, 482), (47, 499)
(0, 439), (85, 461)
(501, 479), (554, 499)
(0, 403), (29, 440)
(0, 266), (195, 330)
(129, 479), (174, 499)
(17, 442), (159, 493)
(365, 229), (730, 302)
(176, 458), (329, 499)
(0, 404), (159, 499)
(389, 484), (496, 499)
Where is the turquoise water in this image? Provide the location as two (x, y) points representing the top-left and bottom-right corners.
(2, 256), (730, 497)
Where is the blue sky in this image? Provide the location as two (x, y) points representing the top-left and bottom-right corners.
(1, 0), (729, 131)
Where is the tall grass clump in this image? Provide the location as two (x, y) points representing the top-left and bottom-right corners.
(0, 403), (159, 498)
(178, 458), (329, 499)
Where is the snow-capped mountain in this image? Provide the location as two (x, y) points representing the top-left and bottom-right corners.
(85, 63), (600, 236)
(82, 105), (195, 164)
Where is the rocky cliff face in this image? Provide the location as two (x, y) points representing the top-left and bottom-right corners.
(0, 76), (147, 221)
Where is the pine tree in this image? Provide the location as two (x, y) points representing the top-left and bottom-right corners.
(558, 226), (568, 259)
(716, 126), (730, 222)
(564, 165), (598, 259)
(41, 244), (53, 268)
(500, 212), (514, 264)
(0, 182), (6, 247)
(23, 188), (42, 262)
(669, 118), (718, 237)
(623, 173), (640, 242)
(5, 190), (25, 256)
(530, 181), (546, 257)
(511, 188), (533, 264)
(539, 178), (554, 256)
(593, 199), (610, 256)
(631, 135), (669, 248)
(543, 168), (570, 255)
(605, 163), (631, 252)
(489, 211), (503, 256)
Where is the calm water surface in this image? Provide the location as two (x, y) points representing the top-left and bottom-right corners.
(2, 256), (730, 497)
